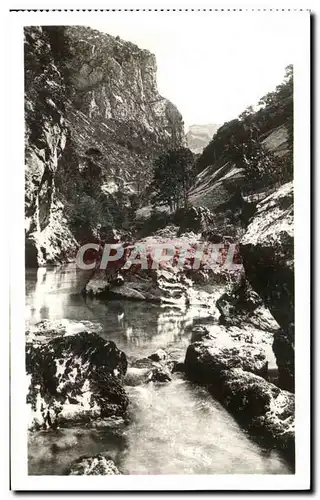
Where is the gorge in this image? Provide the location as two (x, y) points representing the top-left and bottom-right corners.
(25, 25), (295, 475)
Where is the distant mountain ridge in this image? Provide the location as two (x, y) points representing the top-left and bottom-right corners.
(186, 124), (220, 154)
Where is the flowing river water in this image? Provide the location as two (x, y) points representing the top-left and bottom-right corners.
(26, 265), (292, 475)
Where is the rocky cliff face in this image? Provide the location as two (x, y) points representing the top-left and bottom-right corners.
(186, 124), (219, 154)
(240, 181), (294, 391)
(25, 27), (78, 266)
(25, 26), (184, 266)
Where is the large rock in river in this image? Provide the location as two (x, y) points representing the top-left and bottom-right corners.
(240, 181), (294, 391)
(26, 320), (128, 430)
(25, 26), (185, 265)
(216, 276), (280, 332)
(185, 336), (294, 459)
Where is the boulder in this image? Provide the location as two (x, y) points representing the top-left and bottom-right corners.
(26, 319), (102, 340)
(26, 325), (128, 430)
(68, 454), (121, 475)
(86, 261), (192, 305)
(125, 355), (173, 386)
(184, 319), (295, 461)
(240, 181), (294, 391)
(185, 338), (268, 381)
(184, 337), (294, 459)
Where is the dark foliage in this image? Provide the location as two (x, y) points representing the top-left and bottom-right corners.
(196, 65), (293, 187)
(150, 147), (196, 211)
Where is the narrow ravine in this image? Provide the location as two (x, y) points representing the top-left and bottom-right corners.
(26, 265), (292, 475)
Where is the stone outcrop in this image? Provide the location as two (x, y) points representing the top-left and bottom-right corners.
(216, 277), (280, 332)
(84, 227), (242, 306)
(25, 27), (78, 266)
(185, 323), (271, 381)
(186, 124), (220, 154)
(240, 181), (294, 391)
(212, 369), (295, 459)
(25, 26), (184, 265)
(26, 320), (128, 430)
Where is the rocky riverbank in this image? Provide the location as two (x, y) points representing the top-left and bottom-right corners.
(240, 181), (294, 392)
(26, 318), (183, 475)
(26, 181), (295, 473)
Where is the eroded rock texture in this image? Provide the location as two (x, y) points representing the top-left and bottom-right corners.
(185, 328), (294, 460)
(26, 320), (128, 430)
(240, 182), (294, 391)
(188, 125), (290, 236)
(68, 454), (121, 475)
(25, 27), (78, 266)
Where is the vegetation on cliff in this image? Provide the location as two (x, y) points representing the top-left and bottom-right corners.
(25, 26), (185, 264)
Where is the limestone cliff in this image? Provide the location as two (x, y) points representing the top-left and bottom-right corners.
(25, 26), (184, 266)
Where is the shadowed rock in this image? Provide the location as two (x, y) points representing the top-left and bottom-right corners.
(26, 322), (128, 430)
(211, 369), (295, 459)
(148, 348), (167, 362)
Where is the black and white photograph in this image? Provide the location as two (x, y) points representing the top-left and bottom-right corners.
(7, 7), (311, 491)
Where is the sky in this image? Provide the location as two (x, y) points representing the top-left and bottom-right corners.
(92, 11), (303, 129)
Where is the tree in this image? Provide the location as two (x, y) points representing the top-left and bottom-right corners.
(151, 148), (195, 211)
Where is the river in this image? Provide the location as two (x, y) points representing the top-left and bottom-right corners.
(26, 264), (292, 475)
